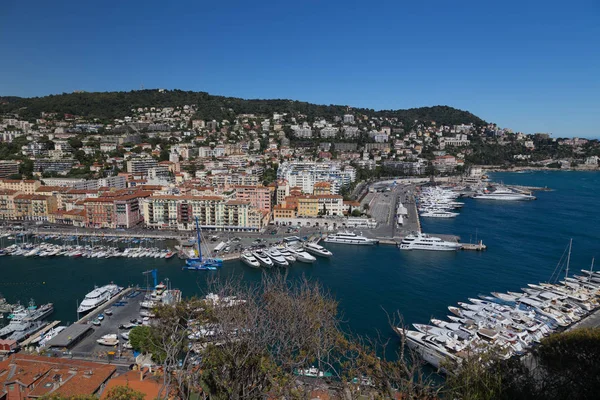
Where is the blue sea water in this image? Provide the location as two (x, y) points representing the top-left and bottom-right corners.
(0, 171), (598, 343)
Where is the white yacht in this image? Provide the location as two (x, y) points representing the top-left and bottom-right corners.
(324, 231), (379, 245)
(267, 248), (289, 267)
(420, 210), (458, 218)
(252, 250), (273, 268)
(77, 284), (122, 314)
(473, 186), (536, 201)
(399, 232), (461, 251)
(286, 246), (316, 263)
(241, 252), (260, 268)
(304, 242), (333, 257)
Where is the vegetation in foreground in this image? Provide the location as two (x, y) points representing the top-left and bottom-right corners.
(41, 274), (600, 399)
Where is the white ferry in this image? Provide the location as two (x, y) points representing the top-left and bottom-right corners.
(473, 186), (536, 201)
(323, 231), (379, 245)
(77, 284), (122, 314)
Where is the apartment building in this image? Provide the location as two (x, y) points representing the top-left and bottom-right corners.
(0, 189), (18, 220)
(297, 195), (345, 217)
(127, 158), (158, 175)
(84, 191), (150, 229)
(277, 162), (356, 194)
(0, 179), (41, 194)
(0, 161), (19, 178)
(143, 195), (263, 231)
(234, 185), (272, 212)
(13, 194), (58, 221)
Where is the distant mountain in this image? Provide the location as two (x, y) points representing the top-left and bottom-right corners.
(0, 90), (486, 126)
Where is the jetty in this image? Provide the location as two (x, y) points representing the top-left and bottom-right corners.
(461, 240), (487, 251)
(20, 320), (61, 347)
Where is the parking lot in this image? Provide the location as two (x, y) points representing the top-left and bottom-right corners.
(70, 289), (145, 357)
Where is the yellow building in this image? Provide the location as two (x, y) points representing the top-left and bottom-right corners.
(13, 194), (57, 221)
(273, 204), (297, 219)
(297, 196), (320, 217)
(313, 181), (332, 195)
(0, 189), (19, 220)
(0, 179), (41, 194)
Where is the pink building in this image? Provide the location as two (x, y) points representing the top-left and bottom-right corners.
(234, 185), (272, 212)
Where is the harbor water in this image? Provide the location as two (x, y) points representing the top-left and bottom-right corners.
(0, 171), (598, 342)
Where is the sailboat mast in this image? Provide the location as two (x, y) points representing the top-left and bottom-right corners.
(195, 217), (202, 261)
(589, 258), (595, 283)
(565, 238), (572, 279)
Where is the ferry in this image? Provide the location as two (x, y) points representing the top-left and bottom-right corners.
(77, 284), (122, 314)
(323, 231), (379, 245)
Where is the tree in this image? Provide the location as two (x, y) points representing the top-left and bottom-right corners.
(351, 208), (362, 217)
(103, 386), (146, 400)
(143, 274), (438, 399)
(445, 328), (600, 400)
(68, 137), (83, 149)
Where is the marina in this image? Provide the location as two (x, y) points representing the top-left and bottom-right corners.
(0, 171), (597, 371)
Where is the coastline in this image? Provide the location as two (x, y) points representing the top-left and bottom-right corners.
(482, 165), (600, 173)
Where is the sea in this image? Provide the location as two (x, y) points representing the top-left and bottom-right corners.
(0, 171), (598, 344)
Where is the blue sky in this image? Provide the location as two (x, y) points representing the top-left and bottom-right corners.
(0, 0), (598, 138)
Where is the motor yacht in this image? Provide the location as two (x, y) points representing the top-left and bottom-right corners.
(286, 246), (316, 263)
(420, 210), (458, 218)
(323, 231), (378, 245)
(399, 232), (461, 251)
(252, 250), (273, 267)
(241, 252), (261, 268)
(303, 242), (333, 257)
(267, 248), (289, 267)
(473, 186), (536, 201)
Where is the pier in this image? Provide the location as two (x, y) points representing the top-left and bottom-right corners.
(461, 241), (487, 251)
(20, 320), (61, 347)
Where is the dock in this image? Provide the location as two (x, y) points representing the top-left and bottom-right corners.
(20, 320), (61, 347)
(76, 287), (135, 324)
(461, 241), (487, 251)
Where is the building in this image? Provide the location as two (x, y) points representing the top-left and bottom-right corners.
(127, 158), (158, 175)
(313, 181), (332, 195)
(234, 185), (272, 212)
(0, 189), (18, 220)
(84, 191), (150, 229)
(319, 126), (338, 138)
(297, 195), (344, 217)
(143, 195), (263, 231)
(342, 126), (359, 139)
(0, 179), (41, 194)
(382, 161), (426, 175)
(273, 204), (297, 219)
(0, 161), (19, 179)
(277, 162), (356, 195)
(0, 354), (115, 399)
(12, 194), (57, 221)
(275, 180), (289, 205)
(33, 159), (75, 175)
(343, 114), (355, 124)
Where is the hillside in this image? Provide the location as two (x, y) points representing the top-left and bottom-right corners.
(0, 90), (487, 126)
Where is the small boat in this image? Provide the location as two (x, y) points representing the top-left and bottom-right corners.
(92, 319), (101, 326)
(294, 367), (333, 378)
(97, 313), (105, 321)
(105, 309), (113, 316)
(241, 252), (261, 268)
(96, 334), (119, 346)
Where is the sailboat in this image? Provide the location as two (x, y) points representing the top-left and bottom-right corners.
(182, 217), (223, 271)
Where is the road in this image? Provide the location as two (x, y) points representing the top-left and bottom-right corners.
(359, 183), (420, 240)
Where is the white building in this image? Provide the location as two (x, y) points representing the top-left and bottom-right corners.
(277, 161), (356, 194)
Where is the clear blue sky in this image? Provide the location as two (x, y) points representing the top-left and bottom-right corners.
(1, 0), (598, 138)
